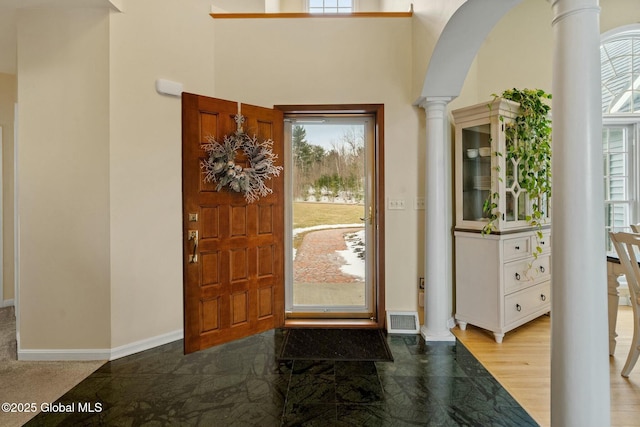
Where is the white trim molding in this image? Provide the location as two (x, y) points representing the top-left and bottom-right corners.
(19, 348), (111, 361)
(1, 299), (14, 308)
(110, 329), (183, 361)
(17, 329), (184, 361)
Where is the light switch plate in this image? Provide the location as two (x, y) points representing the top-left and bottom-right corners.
(388, 198), (406, 210)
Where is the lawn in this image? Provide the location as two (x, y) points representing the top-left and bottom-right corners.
(293, 202), (365, 229)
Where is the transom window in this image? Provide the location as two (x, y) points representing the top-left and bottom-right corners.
(602, 26), (640, 252)
(601, 32), (640, 114)
(309, 0), (353, 14)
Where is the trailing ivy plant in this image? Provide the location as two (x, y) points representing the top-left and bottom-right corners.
(482, 88), (552, 257)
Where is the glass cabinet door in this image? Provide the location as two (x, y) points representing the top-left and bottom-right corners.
(461, 124), (492, 222)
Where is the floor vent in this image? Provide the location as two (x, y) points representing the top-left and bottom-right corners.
(386, 311), (420, 334)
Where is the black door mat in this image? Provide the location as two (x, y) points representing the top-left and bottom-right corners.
(278, 328), (394, 362)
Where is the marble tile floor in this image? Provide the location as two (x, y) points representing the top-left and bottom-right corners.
(26, 330), (537, 426)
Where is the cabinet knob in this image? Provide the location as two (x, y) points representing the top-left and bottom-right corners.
(515, 245), (520, 250)
(540, 294), (547, 301)
(516, 304), (522, 312)
(515, 273), (521, 281)
(539, 266), (545, 273)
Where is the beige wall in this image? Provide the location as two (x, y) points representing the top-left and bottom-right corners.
(17, 7), (111, 349)
(0, 8), (17, 75)
(213, 16), (423, 311)
(14, 0), (640, 354)
(212, 0), (265, 13)
(452, 0), (640, 110)
(475, 0), (553, 105)
(0, 73), (16, 303)
(109, 0), (216, 348)
(280, 0), (305, 12)
(380, 0), (412, 12)
(212, 1), (411, 14)
(448, 0), (551, 110)
(601, 0), (640, 33)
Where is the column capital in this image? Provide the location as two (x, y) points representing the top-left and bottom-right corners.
(416, 96), (452, 110)
(551, 0), (600, 26)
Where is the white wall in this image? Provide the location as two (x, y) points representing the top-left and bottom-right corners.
(17, 7), (111, 349)
(109, 0), (216, 348)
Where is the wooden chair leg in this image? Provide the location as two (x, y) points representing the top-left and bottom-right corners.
(622, 319), (640, 378)
(622, 345), (640, 378)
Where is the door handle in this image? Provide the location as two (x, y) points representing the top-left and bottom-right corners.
(188, 230), (198, 263)
(359, 206), (373, 225)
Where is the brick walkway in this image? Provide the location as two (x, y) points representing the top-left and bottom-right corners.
(294, 227), (364, 283)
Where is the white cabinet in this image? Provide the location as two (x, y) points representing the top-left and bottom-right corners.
(453, 99), (551, 343)
(454, 230), (551, 343)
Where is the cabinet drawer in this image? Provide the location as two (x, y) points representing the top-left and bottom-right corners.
(532, 231), (551, 254)
(504, 281), (551, 325)
(503, 236), (531, 261)
(504, 255), (551, 294)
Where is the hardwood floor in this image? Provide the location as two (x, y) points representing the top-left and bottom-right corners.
(452, 306), (640, 427)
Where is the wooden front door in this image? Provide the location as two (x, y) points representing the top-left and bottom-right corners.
(182, 93), (284, 354)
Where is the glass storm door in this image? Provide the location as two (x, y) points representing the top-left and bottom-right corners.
(284, 115), (375, 319)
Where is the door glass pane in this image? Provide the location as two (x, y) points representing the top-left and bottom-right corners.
(290, 118), (371, 311)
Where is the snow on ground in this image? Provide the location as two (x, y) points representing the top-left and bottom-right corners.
(338, 230), (365, 281)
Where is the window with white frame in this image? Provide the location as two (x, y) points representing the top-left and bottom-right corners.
(602, 27), (640, 252)
(603, 125), (635, 250)
(309, 0), (353, 14)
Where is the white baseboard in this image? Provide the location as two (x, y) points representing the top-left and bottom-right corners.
(420, 325), (456, 342)
(110, 329), (183, 361)
(1, 298), (14, 308)
(17, 329), (184, 361)
(18, 348), (111, 361)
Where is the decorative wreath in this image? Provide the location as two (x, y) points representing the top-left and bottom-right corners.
(200, 114), (283, 203)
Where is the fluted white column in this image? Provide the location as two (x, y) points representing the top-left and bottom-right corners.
(550, 1), (610, 426)
(420, 97), (455, 342)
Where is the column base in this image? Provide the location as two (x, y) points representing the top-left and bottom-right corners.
(420, 325), (456, 342)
